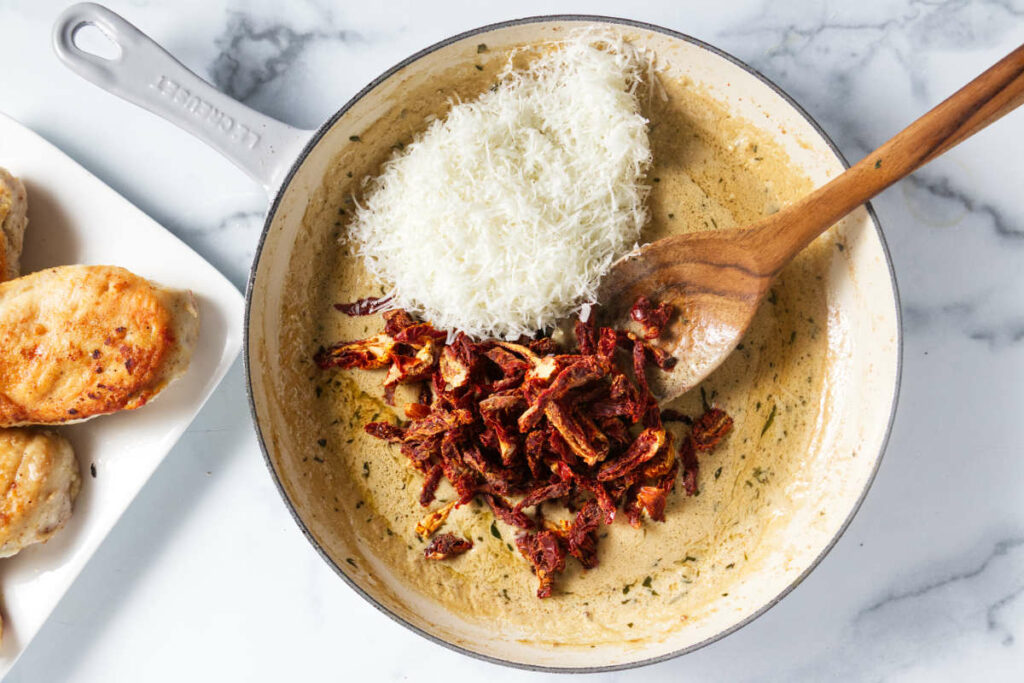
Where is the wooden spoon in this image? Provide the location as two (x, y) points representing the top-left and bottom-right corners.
(599, 43), (1024, 401)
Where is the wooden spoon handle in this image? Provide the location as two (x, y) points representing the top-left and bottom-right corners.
(747, 42), (1024, 274)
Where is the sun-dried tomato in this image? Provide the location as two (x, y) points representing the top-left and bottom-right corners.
(590, 373), (640, 421)
(485, 346), (529, 381)
(450, 331), (484, 362)
(318, 297), (732, 600)
(439, 345), (471, 389)
(429, 371), (448, 407)
(393, 322), (446, 346)
(405, 402), (431, 420)
(598, 416), (631, 447)
(334, 295), (393, 316)
(382, 309), (416, 336)
(384, 341), (439, 391)
(400, 435), (440, 472)
(416, 500), (456, 538)
(564, 500), (602, 569)
(574, 317), (597, 356)
(403, 408), (473, 441)
(479, 392), (525, 413)
(692, 407), (734, 451)
(661, 409), (692, 425)
(631, 338), (650, 400)
(544, 401), (609, 466)
(617, 330), (678, 371)
(483, 493), (534, 530)
(630, 295), (673, 340)
(527, 337), (559, 356)
(315, 334), (396, 370)
(515, 480), (572, 514)
(524, 430), (547, 479)
(576, 380), (610, 406)
(597, 327), (619, 361)
(515, 530), (567, 598)
(493, 341), (540, 364)
(419, 463), (444, 506)
(647, 345), (678, 371)
(573, 475), (617, 524)
(635, 485), (668, 522)
(460, 442), (520, 494)
(364, 421), (404, 442)
(440, 434), (481, 503)
(424, 533), (473, 560)
(679, 435), (700, 496)
(597, 427), (666, 481)
(642, 398), (664, 430)
(480, 414), (519, 467)
(639, 454), (681, 522)
(518, 357), (611, 432)
(545, 427), (577, 465)
(641, 433), (677, 480)
(623, 487), (644, 529)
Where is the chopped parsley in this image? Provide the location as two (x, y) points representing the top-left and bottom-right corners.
(760, 404), (777, 436)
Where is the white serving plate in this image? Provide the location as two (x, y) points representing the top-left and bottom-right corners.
(0, 110), (244, 676)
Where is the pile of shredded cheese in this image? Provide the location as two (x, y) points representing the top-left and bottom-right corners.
(348, 35), (653, 339)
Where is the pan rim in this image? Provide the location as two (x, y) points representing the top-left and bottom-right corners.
(242, 13), (903, 674)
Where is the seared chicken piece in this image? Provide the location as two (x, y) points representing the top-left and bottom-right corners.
(0, 428), (80, 557)
(0, 265), (199, 426)
(0, 167), (28, 282)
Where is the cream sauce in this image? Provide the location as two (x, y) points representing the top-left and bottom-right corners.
(300, 50), (835, 647)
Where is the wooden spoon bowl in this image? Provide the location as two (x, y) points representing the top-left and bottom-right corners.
(601, 42), (1024, 401)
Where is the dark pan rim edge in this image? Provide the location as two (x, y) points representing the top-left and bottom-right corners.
(243, 13), (904, 675)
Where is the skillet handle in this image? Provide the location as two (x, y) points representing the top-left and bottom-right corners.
(52, 2), (311, 195)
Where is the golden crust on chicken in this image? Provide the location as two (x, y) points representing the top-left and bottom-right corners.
(0, 265), (199, 426)
(0, 428), (80, 557)
(0, 167), (28, 283)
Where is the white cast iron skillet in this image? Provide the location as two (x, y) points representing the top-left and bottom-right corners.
(53, 3), (901, 671)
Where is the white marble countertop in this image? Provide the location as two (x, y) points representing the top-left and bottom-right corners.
(1, 0), (1023, 680)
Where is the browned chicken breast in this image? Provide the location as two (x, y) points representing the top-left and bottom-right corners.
(0, 265), (199, 426)
(0, 428), (80, 558)
(0, 167), (28, 282)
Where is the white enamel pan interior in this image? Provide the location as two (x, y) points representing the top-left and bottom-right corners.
(53, 4), (901, 672)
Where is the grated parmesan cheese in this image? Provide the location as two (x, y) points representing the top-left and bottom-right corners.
(348, 35), (653, 339)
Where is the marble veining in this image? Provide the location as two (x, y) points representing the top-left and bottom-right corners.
(828, 536), (1024, 678)
(903, 297), (1024, 349)
(857, 536), (1024, 628)
(902, 173), (1023, 239)
(210, 13), (363, 104)
(0, 1), (1022, 681)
